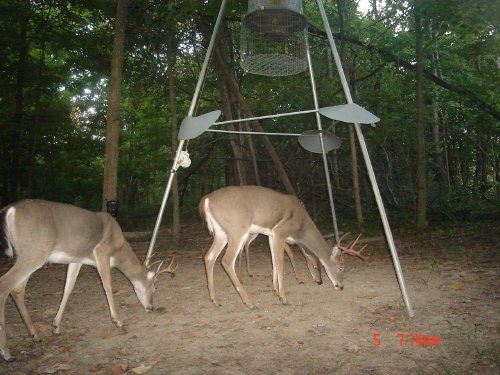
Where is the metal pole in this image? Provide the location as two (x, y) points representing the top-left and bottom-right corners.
(213, 108), (319, 126)
(145, 0), (230, 265)
(317, 0), (414, 317)
(208, 129), (301, 137)
(305, 29), (340, 242)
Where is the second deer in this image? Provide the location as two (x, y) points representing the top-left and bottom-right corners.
(199, 185), (366, 308)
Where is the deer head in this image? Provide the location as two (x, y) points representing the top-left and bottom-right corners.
(134, 255), (178, 312)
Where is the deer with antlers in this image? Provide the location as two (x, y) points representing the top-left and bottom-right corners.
(0, 199), (177, 361)
(199, 185), (367, 308)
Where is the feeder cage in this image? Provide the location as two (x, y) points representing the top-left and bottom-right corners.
(241, 0), (308, 76)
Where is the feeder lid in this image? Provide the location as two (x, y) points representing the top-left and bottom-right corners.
(319, 103), (380, 124)
(298, 130), (341, 154)
(243, 8), (308, 37)
(178, 110), (221, 140)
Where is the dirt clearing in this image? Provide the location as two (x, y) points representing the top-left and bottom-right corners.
(1, 221), (498, 374)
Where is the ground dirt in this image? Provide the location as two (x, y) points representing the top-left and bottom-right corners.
(0, 220), (498, 375)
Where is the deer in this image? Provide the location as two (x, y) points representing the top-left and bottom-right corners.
(0, 199), (177, 361)
(199, 185), (366, 308)
(237, 233), (323, 285)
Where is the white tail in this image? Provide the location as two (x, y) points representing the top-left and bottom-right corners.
(0, 199), (176, 361)
(199, 185), (362, 308)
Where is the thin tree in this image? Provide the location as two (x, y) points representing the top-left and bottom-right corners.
(415, 2), (427, 229)
(167, 29), (180, 239)
(102, 0), (128, 212)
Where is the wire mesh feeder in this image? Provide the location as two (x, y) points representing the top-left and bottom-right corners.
(241, 0), (308, 76)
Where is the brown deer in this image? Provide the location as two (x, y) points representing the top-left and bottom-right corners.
(0, 199), (177, 361)
(199, 186), (366, 308)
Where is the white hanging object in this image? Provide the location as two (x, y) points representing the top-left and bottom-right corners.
(319, 103), (380, 124)
(298, 130), (340, 153)
(177, 150), (191, 168)
(177, 110), (222, 140)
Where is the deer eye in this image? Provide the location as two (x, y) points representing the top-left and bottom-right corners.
(339, 267), (344, 272)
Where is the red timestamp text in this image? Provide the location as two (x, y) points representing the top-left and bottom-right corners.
(373, 333), (441, 347)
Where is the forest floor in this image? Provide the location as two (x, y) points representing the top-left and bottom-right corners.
(0, 219), (498, 375)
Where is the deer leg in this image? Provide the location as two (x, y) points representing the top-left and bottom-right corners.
(270, 237), (278, 295)
(245, 233), (257, 277)
(10, 279), (41, 342)
(284, 244), (304, 284)
(94, 252), (122, 328)
(270, 236), (288, 304)
(0, 262), (42, 362)
(221, 235), (254, 308)
(204, 232), (228, 306)
(53, 263), (82, 334)
(238, 234), (256, 281)
(301, 248), (322, 285)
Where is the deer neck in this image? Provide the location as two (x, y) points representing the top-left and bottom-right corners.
(294, 220), (332, 262)
(113, 242), (147, 284)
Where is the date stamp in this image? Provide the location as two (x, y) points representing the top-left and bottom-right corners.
(373, 333), (441, 347)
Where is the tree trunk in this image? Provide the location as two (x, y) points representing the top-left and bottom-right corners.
(219, 81), (248, 185)
(167, 31), (180, 239)
(337, 0), (364, 228)
(429, 20), (446, 185)
(415, 4), (427, 229)
(102, 0), (128, 212)
(10, 2), (30, 202)
(245, 123), (262, 186)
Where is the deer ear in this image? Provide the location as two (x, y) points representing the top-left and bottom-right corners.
(331, 246), (341, 257)
(147, 271), (155, 281)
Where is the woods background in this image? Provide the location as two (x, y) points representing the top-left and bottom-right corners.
(0, 0), (498, 235)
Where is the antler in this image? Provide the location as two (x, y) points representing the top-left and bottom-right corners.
(336, 233), (368, 260)
(154, 255), (178, 281)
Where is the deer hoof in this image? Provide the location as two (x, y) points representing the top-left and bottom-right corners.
(113, 319), (123, 329)
(1, 351), (15, 362)
(32, 334), (42, 342)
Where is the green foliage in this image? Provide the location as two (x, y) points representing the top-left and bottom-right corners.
(0, 0), (497, 231)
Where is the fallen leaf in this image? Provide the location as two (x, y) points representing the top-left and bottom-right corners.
(43, 308), (58, 316)
(90, 363), (105, 373)
(451, 282), (464, 290)
(346, 344), (360, 353)
(59, 346), (73, 354)
(129, 364), (152, 374)
(41, 363), (71, 374)
(373, 304), (392, 315)
(113, 287), (129, 296)
(101, 330), (122, 339)
(180, 331), (197, 339)
(111, 363), (127, 375)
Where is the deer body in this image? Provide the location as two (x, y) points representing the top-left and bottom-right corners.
(200, 185), (345, 308)
(0, 199), (174, 361)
